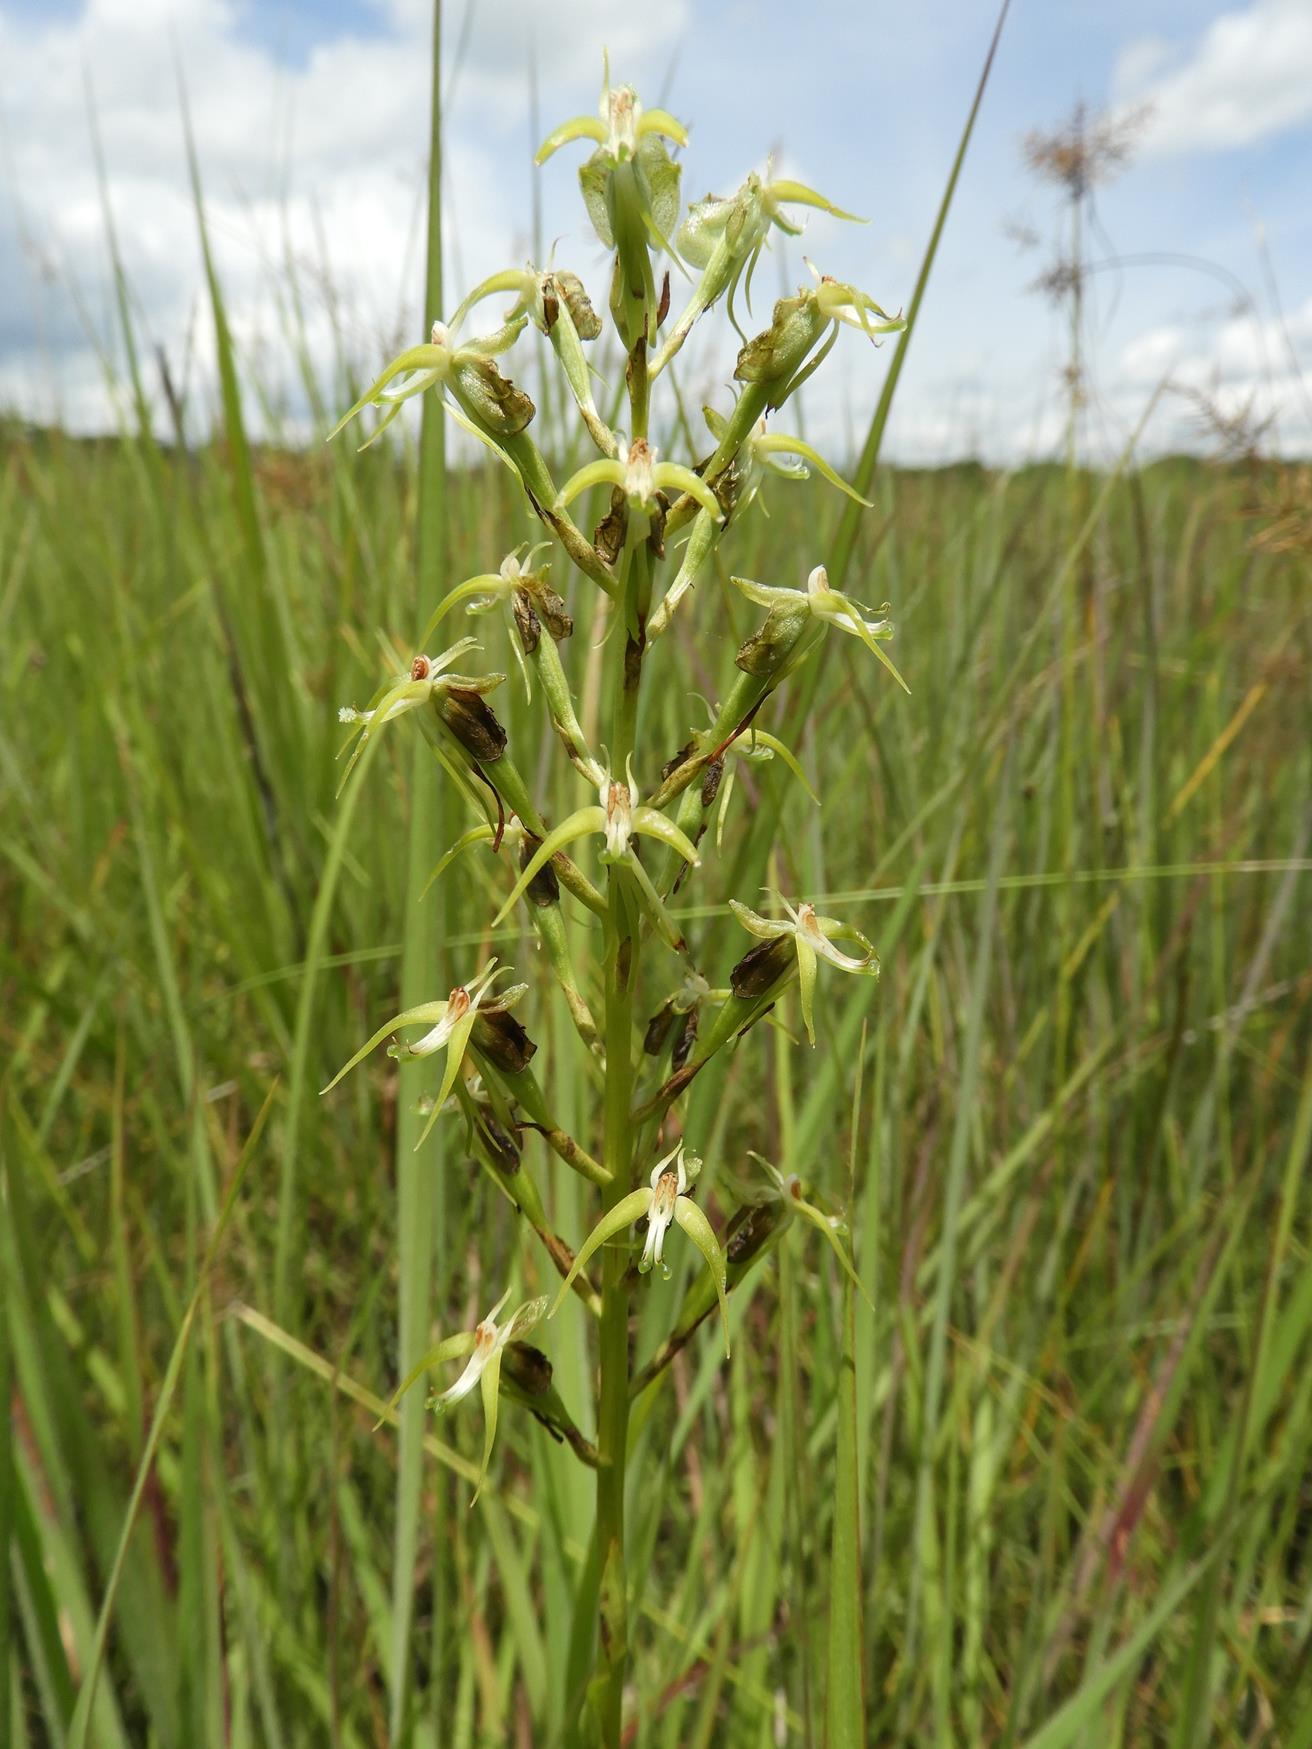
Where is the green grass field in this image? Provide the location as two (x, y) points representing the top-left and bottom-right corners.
(3, 388), (1309, 1744)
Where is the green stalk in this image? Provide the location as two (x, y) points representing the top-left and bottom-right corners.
(389, 2), (447, 1735)
(591, 874), (638, 1742)
(583, 323), (656, 1742)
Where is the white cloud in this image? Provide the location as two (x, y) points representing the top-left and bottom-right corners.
(0, 0), (686, 436)
(1114, 0), (1312, 155)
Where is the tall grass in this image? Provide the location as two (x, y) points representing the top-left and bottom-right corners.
(3, 47), (1311, 1749)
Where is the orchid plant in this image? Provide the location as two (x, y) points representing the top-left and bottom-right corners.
(325, 65), (905, 1745)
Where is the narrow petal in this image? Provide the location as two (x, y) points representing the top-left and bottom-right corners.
(729, 574), (804, 611)
(413, 1010), (477, 1151)
(447, 269), (534, 336)
(635, 106), (689, 147)
(535, 114), (607, 164)
(430, 1344), (489, 1411)
(438, 396), (525, 480)
(622, 851), (692, 953)
(327, 344), (449, 441)
(321, 1002), (448, 1093)
(755, 434), (873, 506)
(815, 588), (911, 694)
(795, 934), (819, 1046)
(420, 825), (496, 899)
(673, 1198), (731, 1357)
(792, 1196), (876, 1313)
(732, 729), (819, 804)
(376, 1332), (477, 1426)
(417, 575), (505, 648)
(491, 806), (607, 925)
(549, 1189), (655, 1317)
(766, 179), (865, 223)
(653, 464), (723, 523)
(632, 805), (702, 867)
(809, 931), (879, 976)
(728, 898), (793, 941)
(556, 458), (625, 510)
(335, 677), (431, 794)
(505, 1296), (550, 1341)
(472, 1352), (503, 1503)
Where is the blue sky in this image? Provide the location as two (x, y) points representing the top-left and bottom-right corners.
(1, 0), (1309, 460)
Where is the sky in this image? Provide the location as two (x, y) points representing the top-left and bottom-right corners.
(1, 0), (1310, 464)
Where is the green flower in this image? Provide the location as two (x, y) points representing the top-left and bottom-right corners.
(447, 265), (614, 456)
(536, 66), (687, 346)
(551, 1142), (730, 1355)
(557, 436), (723, 525)
(535, 75), (687, 172)
(492, 760), (701, 920)
(384, 1288), (549, 1502)
(730, 564), (908, 692)
(654, 165), (864, 371)
(735, 1153), (872, 1307)
(647, 416), (871, 638)
(321, 960), (530, 1150)
(729, 895), (879, 1045)
(328, 306), (534, 453)
(418, 546), (572, 704)
(336, 636), (506, 790)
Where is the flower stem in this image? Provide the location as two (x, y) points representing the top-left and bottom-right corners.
(591, 875), (636, 1741)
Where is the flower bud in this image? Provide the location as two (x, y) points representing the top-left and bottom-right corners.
(437, 688), (508, 762)
(472, 1007), (538, 1074)
(520, 832), (561, 907)
(472, 1103), (522, 1176)
(734, 603), (813, 680)
(644, 998), (677, 1056)
(451, 354), (536, 437)
(548, 270), (602, 340)
(734, 292), (827, 392)
(725, 1198), (789, 1269)
(500, 1340), (554, 1398)
(729, 934), (795, 999)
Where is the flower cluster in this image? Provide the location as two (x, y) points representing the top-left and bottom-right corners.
(321, 63), (906, 1739)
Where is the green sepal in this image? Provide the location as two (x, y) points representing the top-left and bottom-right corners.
(328, 343), (448, 440)
(549, 1189), (654, 1316)
(375, 1332), (476, 1427)
(492, 807), (607, 924)
(320, 1001), (447, 1094)
(412, 1011), (477, 1151)
(672, 1198), (731, 1356)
